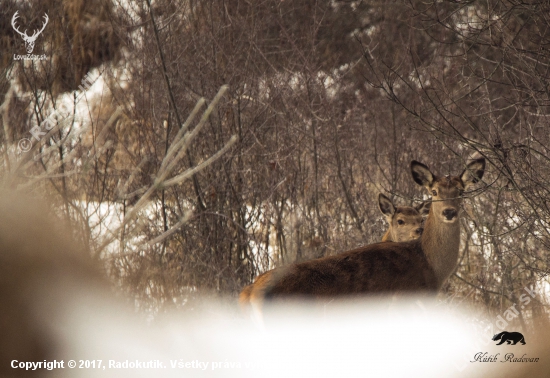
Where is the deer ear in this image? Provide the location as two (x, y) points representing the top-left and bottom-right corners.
(411, 161), (434, 188)
(415, 201), (431, 216)
(461, 158), (486, 189)
(378, 193), (395, 217)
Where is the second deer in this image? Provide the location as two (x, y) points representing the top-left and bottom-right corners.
(378, 193), (430, 242)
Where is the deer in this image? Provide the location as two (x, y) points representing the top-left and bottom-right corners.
(239, 194), (431, 309)
(11, 11), (49, 54)
(378, 193), (430, 242)
(239, 158), (485, 313)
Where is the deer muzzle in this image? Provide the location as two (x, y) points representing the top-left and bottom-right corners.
(442, 208), (458, 221)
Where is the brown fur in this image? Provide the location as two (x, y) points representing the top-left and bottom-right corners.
(240, 158), (485, 311)
(256, 240), (437, 300)
(239, 271), (271, 310)
(239, 195), (430, 310)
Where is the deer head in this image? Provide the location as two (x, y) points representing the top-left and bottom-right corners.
(411, 158), (486, 224)
(11, 11), (49, 54)
(378, 193), (430, 242)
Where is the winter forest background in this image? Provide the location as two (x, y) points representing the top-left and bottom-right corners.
(1, 0), (549, 331)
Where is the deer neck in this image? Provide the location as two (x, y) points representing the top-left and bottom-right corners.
(381, 229), (392, 242)
(420, 210), (461, 288)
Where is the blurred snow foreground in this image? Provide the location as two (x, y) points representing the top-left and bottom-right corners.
(0, 192), (548, 378)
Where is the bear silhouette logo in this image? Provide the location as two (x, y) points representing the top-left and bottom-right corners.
(492, 331), (526, 345)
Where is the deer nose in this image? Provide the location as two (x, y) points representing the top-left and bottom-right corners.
(416, 228), (423, 235)
(442, 208), (457, 220)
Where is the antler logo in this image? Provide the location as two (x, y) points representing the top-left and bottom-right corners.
(11, 11), (49, 54)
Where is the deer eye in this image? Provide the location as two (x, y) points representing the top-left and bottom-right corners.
(432, 190), (437, 196)
(397, 220), (405, 225)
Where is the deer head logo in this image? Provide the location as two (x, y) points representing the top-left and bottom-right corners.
(11, 11), (49, 54)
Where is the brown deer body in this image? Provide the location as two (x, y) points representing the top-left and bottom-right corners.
(239, 158), (485, 309)
(239, 194), (430, 307)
